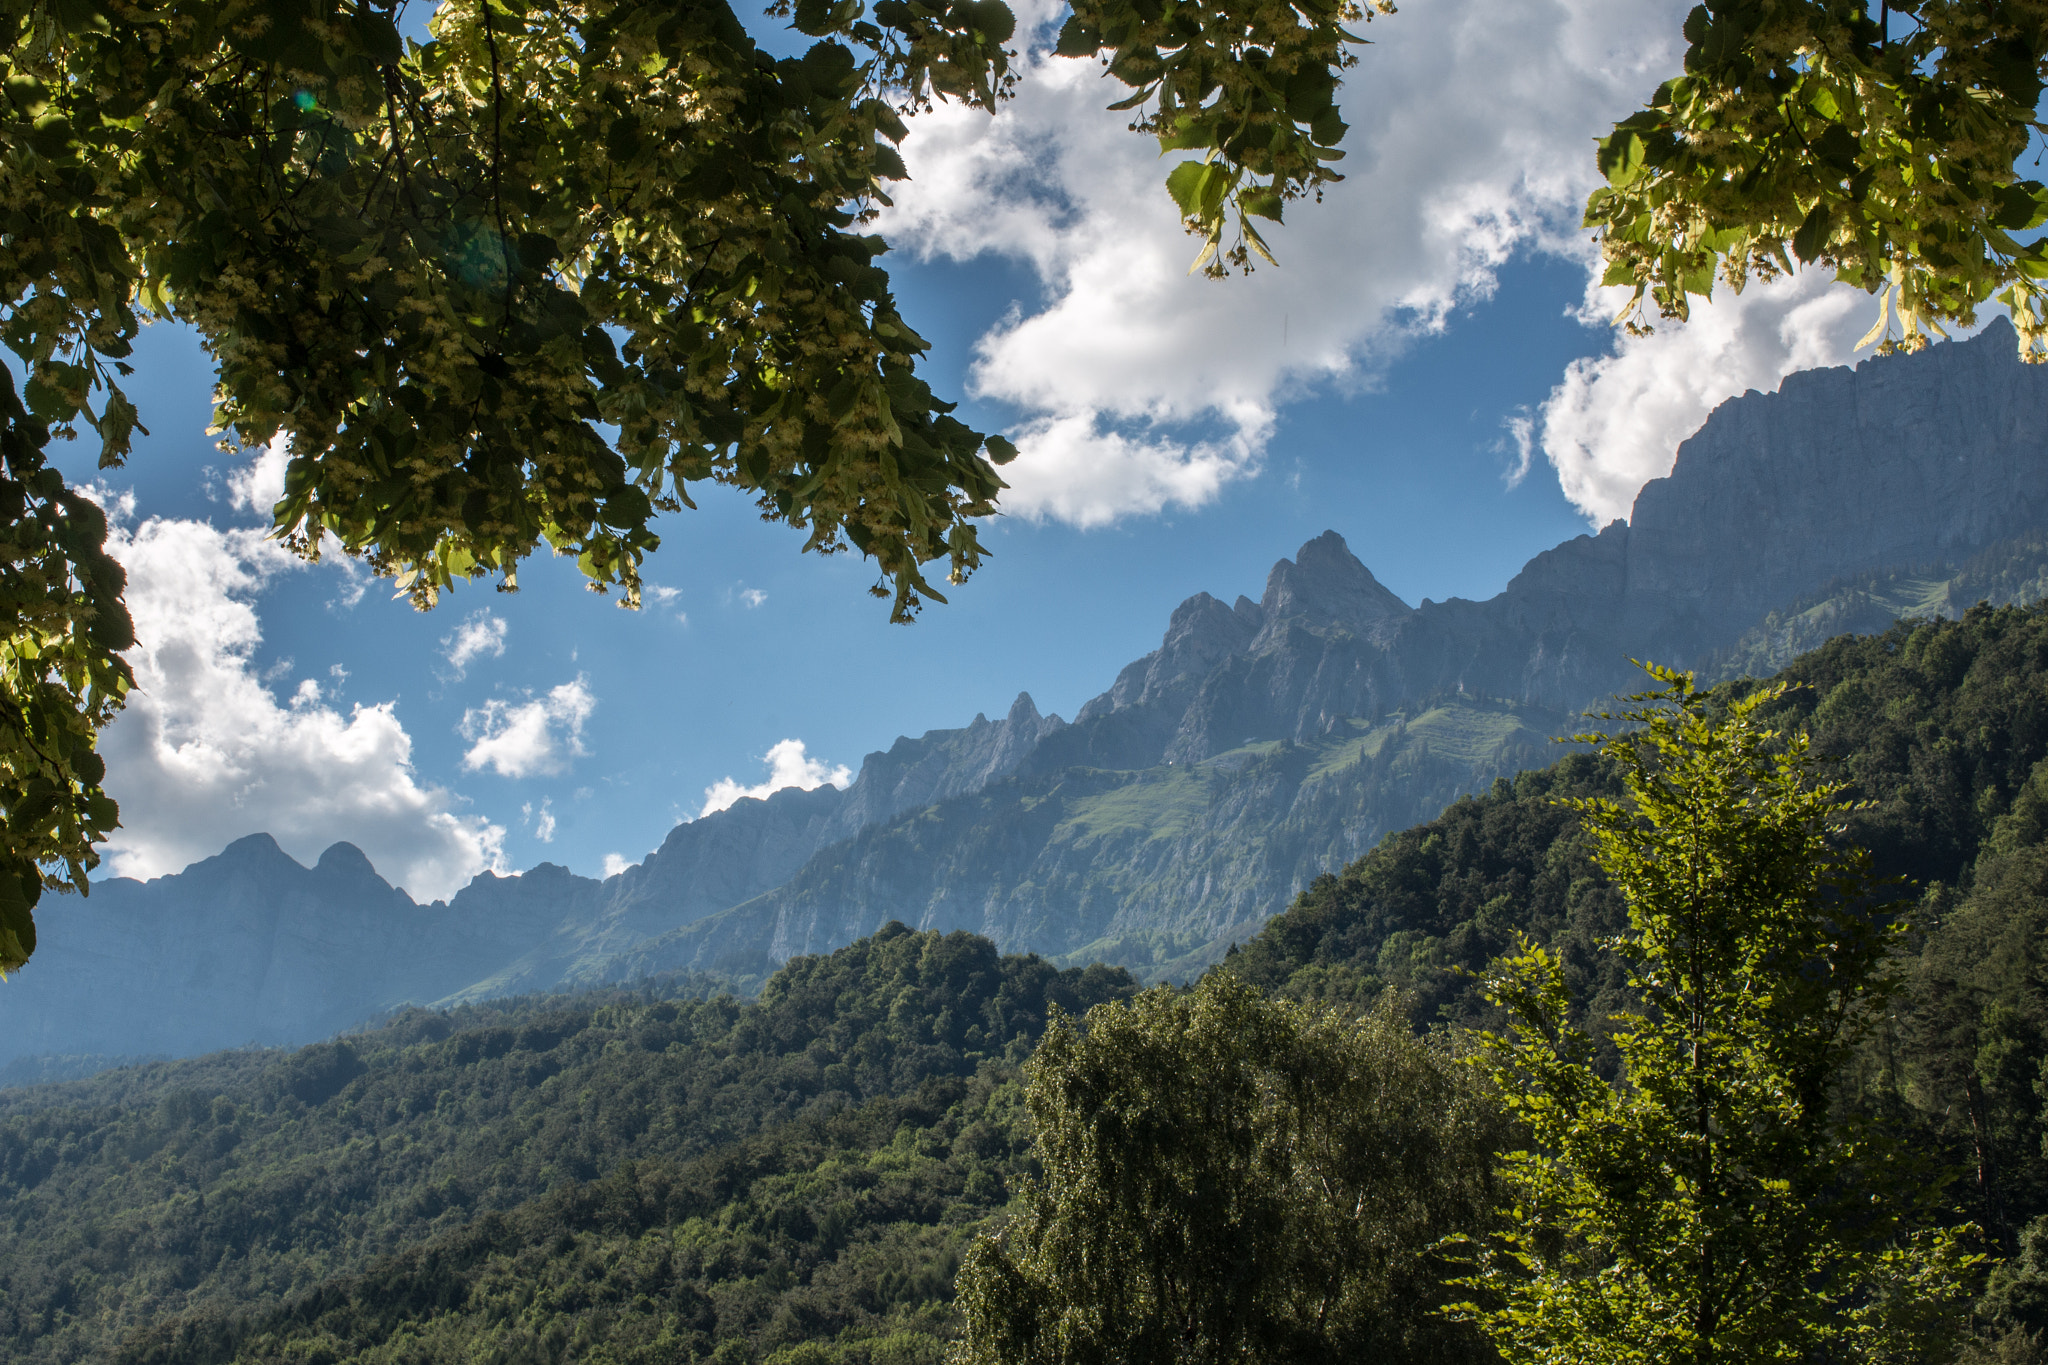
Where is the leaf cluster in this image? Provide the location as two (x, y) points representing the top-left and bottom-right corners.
(1586, 0), (2048, 359)
(0, 365), (128, 971)
(1057, 0), (1376, 275)
(2, 0), (1017, 618)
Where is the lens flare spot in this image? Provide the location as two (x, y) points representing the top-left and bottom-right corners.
(293, 90), (318, 112)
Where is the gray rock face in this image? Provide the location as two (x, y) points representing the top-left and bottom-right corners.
(816, 692), (1065, 841)
(0, 835), (575, 1063)
(1259, 528), (1411, 640)
(0, 692), (1068, 1069)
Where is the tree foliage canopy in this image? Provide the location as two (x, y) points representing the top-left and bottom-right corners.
(953, 974), (1505, 1365)
(1588, 0), (2048, 359)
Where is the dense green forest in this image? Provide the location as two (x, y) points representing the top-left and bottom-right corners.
(9, 603), (2048, 1361)
(0, 933), (1135, 1364)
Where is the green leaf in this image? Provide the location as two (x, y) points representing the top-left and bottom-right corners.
(792, 0), (841, 38)
(1995, 181), (2048, 232)
(962, 1), (1015, 44)
(1165, 159), (1212, 216)
(0, 869), (35, 975)
(1792, 203), (1831, 263)
(1054, 15), (1099, 57)
(1239, 188), (1283, 222)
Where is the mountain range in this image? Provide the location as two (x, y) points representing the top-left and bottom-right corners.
(8, 320), (2048, 1077)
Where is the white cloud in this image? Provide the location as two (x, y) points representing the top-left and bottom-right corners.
(523, 798), (557, 843)
(738, 587), (767, 609)
(882, 0), (1694, 525)
(602, 852), (631, 878)
(95, 514), (505, 901)
(440, 609), (508, 678)
(459, 678), (596, 779)
(224, 439), (369, 607)
(225, 437), (289, 518)
(1533, 268), (1946, 522)
(997, 413), (1263, 530)
(646, 584), (689, 624)
(699, 739), (853, 818)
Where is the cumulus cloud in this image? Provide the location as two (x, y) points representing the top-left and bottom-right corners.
(224, 439), (370, 607)
(699, 739), (853, 818)
(459, 678), (596, 778)
(602, 852), (632, 878)
(1534, 269), (1940, 523)
(441, 609), (509, 679)
(94, 514), (505, 901)
(523, 798), (557, 843)
(738, 587), (767, 609)
(225, 437), (289, 517)
(881, 0), (1693, 525)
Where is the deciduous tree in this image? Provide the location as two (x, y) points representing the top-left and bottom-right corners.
(1459, 665), (1984, 1364)
(953, 975), (1505, 1365)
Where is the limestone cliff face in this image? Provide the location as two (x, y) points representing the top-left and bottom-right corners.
(1063, 320), (2048, 749)
(14, 323), (2048, 1070)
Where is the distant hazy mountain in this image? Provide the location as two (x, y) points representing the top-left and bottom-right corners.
(8, 322), (2048, 1075)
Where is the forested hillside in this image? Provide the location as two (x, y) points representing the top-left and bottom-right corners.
(14, 604), (2048, 1362)
(0, 933), (1134, 1365)
(1232, 602), (2048, 1330)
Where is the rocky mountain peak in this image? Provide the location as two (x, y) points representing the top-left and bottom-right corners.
(1259, 531), (1411, 635)
(1162, 592), (1258, 667)
(314, 842), (382, 880)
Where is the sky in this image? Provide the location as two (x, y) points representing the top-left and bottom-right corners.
(50, 0), (1924, 901)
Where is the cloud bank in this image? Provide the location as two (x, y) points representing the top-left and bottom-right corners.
(885, 0), (1938, 528)
(95, 511), (504, 901)
(699, 739), (853, 818)
(882, 0), (1697, 524)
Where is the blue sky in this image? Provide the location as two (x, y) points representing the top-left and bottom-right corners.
(57, 0), (1904, 899)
